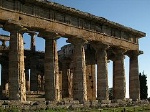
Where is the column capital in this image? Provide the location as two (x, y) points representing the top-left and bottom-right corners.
(67, 38), (88, 46)
(38, 31), (60, 40)
(127, 50), (142, 58)
(27, 31), (37, 37)
(4, 21), (27, 33)
(112, 48), (126, 60)
(91, 41), (109, 52)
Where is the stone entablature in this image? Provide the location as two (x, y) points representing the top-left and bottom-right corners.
(0, 0), (144, 38)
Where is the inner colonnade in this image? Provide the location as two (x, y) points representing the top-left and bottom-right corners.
(0, 0), (146, 103)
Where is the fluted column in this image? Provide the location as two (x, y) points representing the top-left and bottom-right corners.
(92, 42), (109, 101)
(28, 32), (36, 51)
(113, 49), (126, 100)
(29, 32), (38, 91)
(68, 38), (87, 103)
(85, 44), (96, 100)
(4, 23), (26, 101)
(86, 64), (96, 100)
(62, 60), (70, 98)
(128, 51), (140, 101)
(39, 32), (60, 101)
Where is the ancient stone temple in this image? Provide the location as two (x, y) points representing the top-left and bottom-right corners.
(0, 0), (145, 103)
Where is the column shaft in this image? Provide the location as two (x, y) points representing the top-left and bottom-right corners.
(29, 32), (36, 51)
(29, 32), (38, 91)
(62, 61), (70, 98)
(9, 29), (26, 101)
(44, 38), (60, 101)
(97, 49), (109, 100)
(129, 51), (140, 100)
(86, 64), (96, 100)
(113, 50), (126, 100)
(70, 38), (87, 102)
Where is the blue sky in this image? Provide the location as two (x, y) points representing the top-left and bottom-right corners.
(0, 0), (149, 98)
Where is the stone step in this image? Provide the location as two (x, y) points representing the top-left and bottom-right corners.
(27, 97), (45, 101)
(27, 94), (44, 98)
(26, 92), (45, 101)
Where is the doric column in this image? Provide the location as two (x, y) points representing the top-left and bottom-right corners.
(25, 68), (30, 91)
(68, 38), (87, 103)
(28, 32), (36, 51)
(39, 32), (60, 101)
(61, 59), (70, 98)
(92, 42), (109, 101)
(85, 44), (96, 100)
(29, 32), (38, 91)
(113, 49), (126, 100)
(86, 64), (96, 100)
(4, 23), (27, 101)
(128, 50), (140, 101)
(68, 69), (73, 98)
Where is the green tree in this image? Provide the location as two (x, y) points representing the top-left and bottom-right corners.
(109, 88), (113, 100)
(139, 72), (148, 99)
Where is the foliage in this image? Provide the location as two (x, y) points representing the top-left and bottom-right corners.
(139, 71), (148, 99)
(109, 88), (113, 100)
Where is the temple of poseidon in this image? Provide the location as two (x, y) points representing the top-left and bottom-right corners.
(0, 0), (146, 103)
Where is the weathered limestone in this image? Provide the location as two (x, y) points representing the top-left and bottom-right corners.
(68, 69), (73, 98)
(86, 64), (96, 100)
(68, 38), (87, 103)
(92, 42), (109, 101)
(85, 45), (96, 100)
(4, 23), (26, 101)
(40, 32), (60, 101)
(113, 49), (126, 100)
(61, 60), (70, 98)
(128, 51), (140, 101)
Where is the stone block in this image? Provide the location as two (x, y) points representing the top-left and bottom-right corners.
(91, 100), (99, 107)
(101, 100), (111, 104)
(71, 100), (79, 104)
(126, 98), (132, 103)
(117, 99), (127, 106)
(9, 101), (21, 106)
(71, 104), (84, 109)
(21, 101), (31, 105)
(100, 104), (108, 108)
(83, 101), (91, 107)
(109, 103), (118, 107)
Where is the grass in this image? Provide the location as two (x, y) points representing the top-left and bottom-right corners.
(0, 105), (149, 112)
